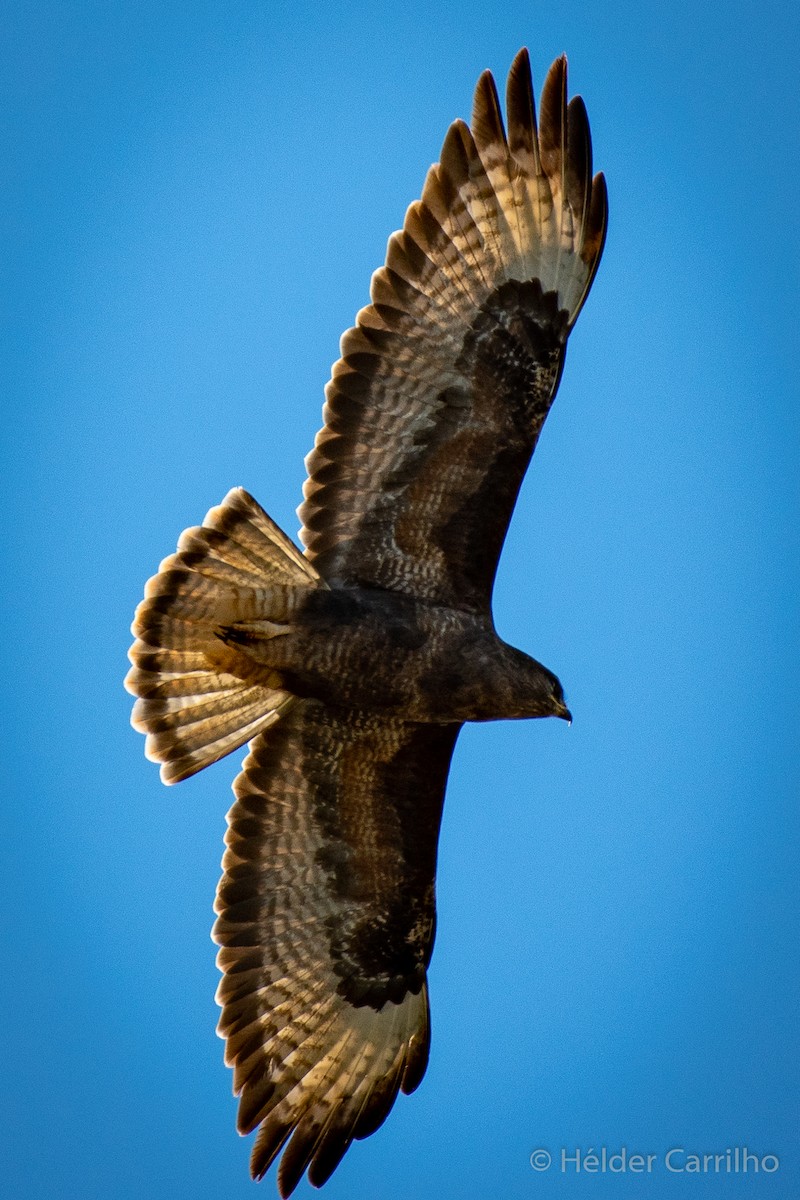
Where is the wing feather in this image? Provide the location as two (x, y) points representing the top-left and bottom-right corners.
(298, 51), (607, 609)
(213, 701), (460, 1195)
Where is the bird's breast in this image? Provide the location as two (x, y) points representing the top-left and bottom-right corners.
(267, 588), (503, 722)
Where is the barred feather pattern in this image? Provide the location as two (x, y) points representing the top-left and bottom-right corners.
(126, 488), (324, 784)
(214, 703), (459, 1196)
(299, 49), (607, 607)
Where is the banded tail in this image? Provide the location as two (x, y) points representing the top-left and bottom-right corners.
(125, 488), (325, 784)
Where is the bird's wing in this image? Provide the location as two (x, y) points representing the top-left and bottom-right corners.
(213, 699), (461, 1197)
(299, 51), (607, 611)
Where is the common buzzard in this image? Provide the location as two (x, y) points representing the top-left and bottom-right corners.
(126, 49), (606, 1196)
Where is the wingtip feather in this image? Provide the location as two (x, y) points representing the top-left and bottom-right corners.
(471, 66), (506, 152)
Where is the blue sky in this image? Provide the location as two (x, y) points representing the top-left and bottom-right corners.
(3, 1), (798, 1197)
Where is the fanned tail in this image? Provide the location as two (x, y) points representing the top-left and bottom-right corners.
(125, 487), (325, 784)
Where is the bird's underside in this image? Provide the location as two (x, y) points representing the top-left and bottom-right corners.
(126, 49), (606, 1197)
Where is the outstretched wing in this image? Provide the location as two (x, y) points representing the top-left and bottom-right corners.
(299, 50), (607, 611)
(214, 700), (460, 1197)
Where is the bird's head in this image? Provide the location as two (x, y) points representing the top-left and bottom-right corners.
(501, 644), (572, 723)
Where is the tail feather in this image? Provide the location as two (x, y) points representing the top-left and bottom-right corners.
(126, 488), (324, 784)
(129, 666), (247, 701)
(177, 488), (318, 584)
(144, 693), (294, 783)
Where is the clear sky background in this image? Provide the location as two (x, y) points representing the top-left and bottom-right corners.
(3, 2), (798, 1197)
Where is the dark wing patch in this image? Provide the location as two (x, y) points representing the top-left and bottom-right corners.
(213, 700), (460, 1196)
(298, 51), (607, 610)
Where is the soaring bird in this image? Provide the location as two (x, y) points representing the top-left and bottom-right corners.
(126, 48), (607, 1196)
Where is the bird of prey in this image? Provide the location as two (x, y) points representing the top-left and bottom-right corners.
(126, 48), (606, 1196)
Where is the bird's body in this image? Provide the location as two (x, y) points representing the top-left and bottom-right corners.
(126, 48), (606, 1197)
(219, 585), (568, 723)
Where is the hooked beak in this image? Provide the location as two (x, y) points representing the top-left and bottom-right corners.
(554, 699), (572, 725)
